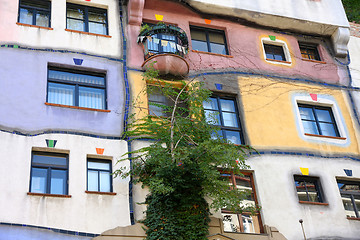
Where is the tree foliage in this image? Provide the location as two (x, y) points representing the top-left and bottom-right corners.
(115, 67), (257, 240)
(343, 0), (360, 23)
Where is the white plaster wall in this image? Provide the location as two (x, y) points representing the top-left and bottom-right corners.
(184, 0), (349, 35)
(349, 36), (360, 88)
(0, 48), (124, 136)
(0, 131), (131, 234)
(248, 154), (360, 240)
(0, 0), (121, 58)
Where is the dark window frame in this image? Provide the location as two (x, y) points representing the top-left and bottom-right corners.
(29, 151), (69, 195)
(294, 175), (325, 203)
(190, 26), (229, 55)
(87, 159), (113, 193)
(298, 103), (340, 137)
(221, 172), (263, 233)
(337, 179), (360, 218)
(18, 0), (51, 27)
(204, 95), (244, 145)
(299, 43), (321, 61)
(46, 66), (108, 110)
(66, 3), (109, 35)
(263, 43), (287, 61)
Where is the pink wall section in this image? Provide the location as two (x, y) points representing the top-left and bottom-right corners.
(128, 0), (341, 84)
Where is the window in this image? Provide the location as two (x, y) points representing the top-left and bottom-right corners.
(66, 3), (108, 35)
(299, 43), (321, 61)
(203, 96), (243, 145)
(18, 0), (51, 27)
(87, 159), (112, 192)
(221, 172), (262, 233)
(337, 179), (360, 218)
(148, 86), (186, 117)
(263, 44), (286, 61)
(298, 104), (340, 137)
(30, 152), (68, 195)
(47, 67), (107, 110)
(143, 23), (181, 57)
(294, 175), (324, 203)
(190, 26), (228, 55)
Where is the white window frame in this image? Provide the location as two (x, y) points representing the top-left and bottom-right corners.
(292, 93), (349, 146)
(261, 37), (292, 65)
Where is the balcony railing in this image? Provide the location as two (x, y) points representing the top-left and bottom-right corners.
(138, 23), (189, 59)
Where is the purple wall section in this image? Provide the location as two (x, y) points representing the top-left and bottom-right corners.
(128, 0), (342, 84)
(0, 48), (124, 136)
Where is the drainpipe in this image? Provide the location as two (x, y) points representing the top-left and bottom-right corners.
(119, 0), (135, 225)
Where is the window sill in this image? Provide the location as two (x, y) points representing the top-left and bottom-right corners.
(45, 102), (111, 112)
(85, 191), (116, 195)
(191, 50), (233, 58)
(299, 201), (329, 206)
(265, 58), (292, 64)
(16, 22), (53, 30)
(347, 217), (360, 221)
(27, 192), (71, 198)
(304, 133), (346, 140)
(301, 58), (326, 64)
(65, 29), (111, 38)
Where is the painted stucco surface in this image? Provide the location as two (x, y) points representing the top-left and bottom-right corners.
(0, 48), (125, 136)
(247, 154), (360, 240)
(238, 76), (358, 154)
(128, 0), (346, 85)
(0, 132), (130, 234)
(183, 0), (349, 32)
(0, 0), (121, 58)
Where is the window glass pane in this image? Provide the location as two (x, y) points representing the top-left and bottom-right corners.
(319, 122), (337, 137)
(149, 104), (165, 117)
(88, 170), (99, 191)
(306, 181), (320, 202)
(224, 131), (241, 145)
(48, 82), (75, 106)
(67, 8), (84, 19)
(36, 12), (49, 27)
(50, 169), (67, 195)
(191, 40), (208, 52)
(235, 176), (253, 202)
(19, 8), (33, 25)
(355, 195), (360, 216)
(190, 28), (206, 41)
(222, 112), (239, 127)
(210, 43), (226, 55)
(100, 171), (111, 192)
(209, 31), (225, 44)
(222, 213), (240, 233)
(31, 168), (47, 193)
(242, 215), (255, 233)
(340, 183), (360, 193)
(33, 154), (67, 167)
(205, 110), (220, 125)
(49, 70), (105, 86)
(89, 22), (107, 35)
(302, 120), (319, 135)
(88, 161), (110, 170)
(220, 99), (236, 112)
(67, 18), (85, 32)
(88, 11), (106, 23)
(315, 108), (332, 122)
(203, 98), (219, 110)
(21, 0), (49, 10)
(79, 87), (105, 109)
(148, 90), (166, 103)
(264, 44), (285, 61)
(341, 193), (356, 217)
(299, 107), (315, 120)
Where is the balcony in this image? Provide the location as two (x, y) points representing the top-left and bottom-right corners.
(138, 23), (189, 77)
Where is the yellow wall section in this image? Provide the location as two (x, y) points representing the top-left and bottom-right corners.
(239, 76), (359, 154)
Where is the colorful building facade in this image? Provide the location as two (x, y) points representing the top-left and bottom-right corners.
(1, 0), (360, 239)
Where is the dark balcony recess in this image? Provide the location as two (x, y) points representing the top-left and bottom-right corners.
(138, 23), (189, 77)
